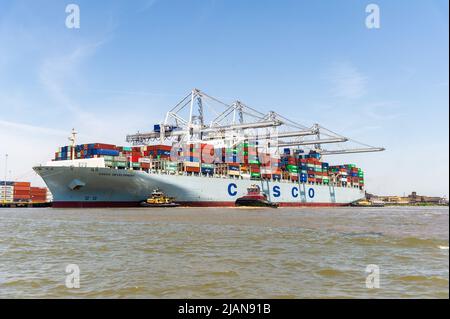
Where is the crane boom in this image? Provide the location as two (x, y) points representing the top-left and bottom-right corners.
(126, 120), (282, 144)
(277, 137), (348, 147)
(319, 147), (385, 155)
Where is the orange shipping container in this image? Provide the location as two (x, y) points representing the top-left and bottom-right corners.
(14, 187), (30, 192)
(14, 182), (31, 187)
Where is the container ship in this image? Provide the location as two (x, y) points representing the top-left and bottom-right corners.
(33, 89), (384, 208)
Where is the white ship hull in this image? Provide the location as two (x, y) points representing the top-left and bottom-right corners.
(34, 166), (365, 207)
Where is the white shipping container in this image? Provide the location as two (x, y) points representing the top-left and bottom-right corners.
(1, 193), (13, 197)
(183, 161), (200, 168)
(139, 158), (151, 164)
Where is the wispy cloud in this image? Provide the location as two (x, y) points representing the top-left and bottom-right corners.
(326, 63), (368, 99)
(0, 119), (68, 137)
(363, 101), (403, 121)
(138, 0), (159, 12)
(38, 40), (107, 117)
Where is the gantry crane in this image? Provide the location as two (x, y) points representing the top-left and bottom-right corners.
(126, 89), (385, 156)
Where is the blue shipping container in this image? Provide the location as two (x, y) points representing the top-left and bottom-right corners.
(91, 149), (120, 156)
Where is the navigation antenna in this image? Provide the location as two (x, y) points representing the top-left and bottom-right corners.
(68, 128), (78, 161)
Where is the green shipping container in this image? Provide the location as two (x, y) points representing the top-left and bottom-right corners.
(116, 162), (127, 167)
(105, 161), (114, 167)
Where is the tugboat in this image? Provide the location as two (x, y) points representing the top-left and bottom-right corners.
(350, 199), (385, 207)
(140, 189), (180, 207)
(235, 185), (279, 208)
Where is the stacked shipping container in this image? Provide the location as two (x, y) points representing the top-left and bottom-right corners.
(53, 143), (365, 188)
(0, 181), (48, 203)
(329, 164), (364, 188)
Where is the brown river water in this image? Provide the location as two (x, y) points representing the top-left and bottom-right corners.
(0, 206), (448, 298)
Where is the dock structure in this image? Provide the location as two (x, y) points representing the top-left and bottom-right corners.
(0, 202), (52, 208)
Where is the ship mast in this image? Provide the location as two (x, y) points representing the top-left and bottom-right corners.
(68, 128), (78, 161)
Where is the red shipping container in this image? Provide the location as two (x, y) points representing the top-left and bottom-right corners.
(14, 191), (30, 196)
(30, 187), (46, 191)
(30, 192), (46, 195)
(31, 196), (46, 201)
(31, 193), (46, 197)
(160, 145), (172, 150)
(185, 166), (200, 173)
(14, 195), (31, 200)
(93, 143), (117, 150)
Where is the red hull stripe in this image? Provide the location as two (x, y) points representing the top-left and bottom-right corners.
(52, 201), (350, 208)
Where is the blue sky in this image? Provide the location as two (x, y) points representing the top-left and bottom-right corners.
(0, 0), (448, 196)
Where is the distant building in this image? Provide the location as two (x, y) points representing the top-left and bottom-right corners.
(407, 192), (446, 205)
(367, 191), (448, 205)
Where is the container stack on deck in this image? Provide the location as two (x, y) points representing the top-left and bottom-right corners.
(53, 142), (364, 188)
(0, 181), (14, 203)
(30, 187), (47, 202)
(0, 181), (49, 203)
(329, 164), (364, 188)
